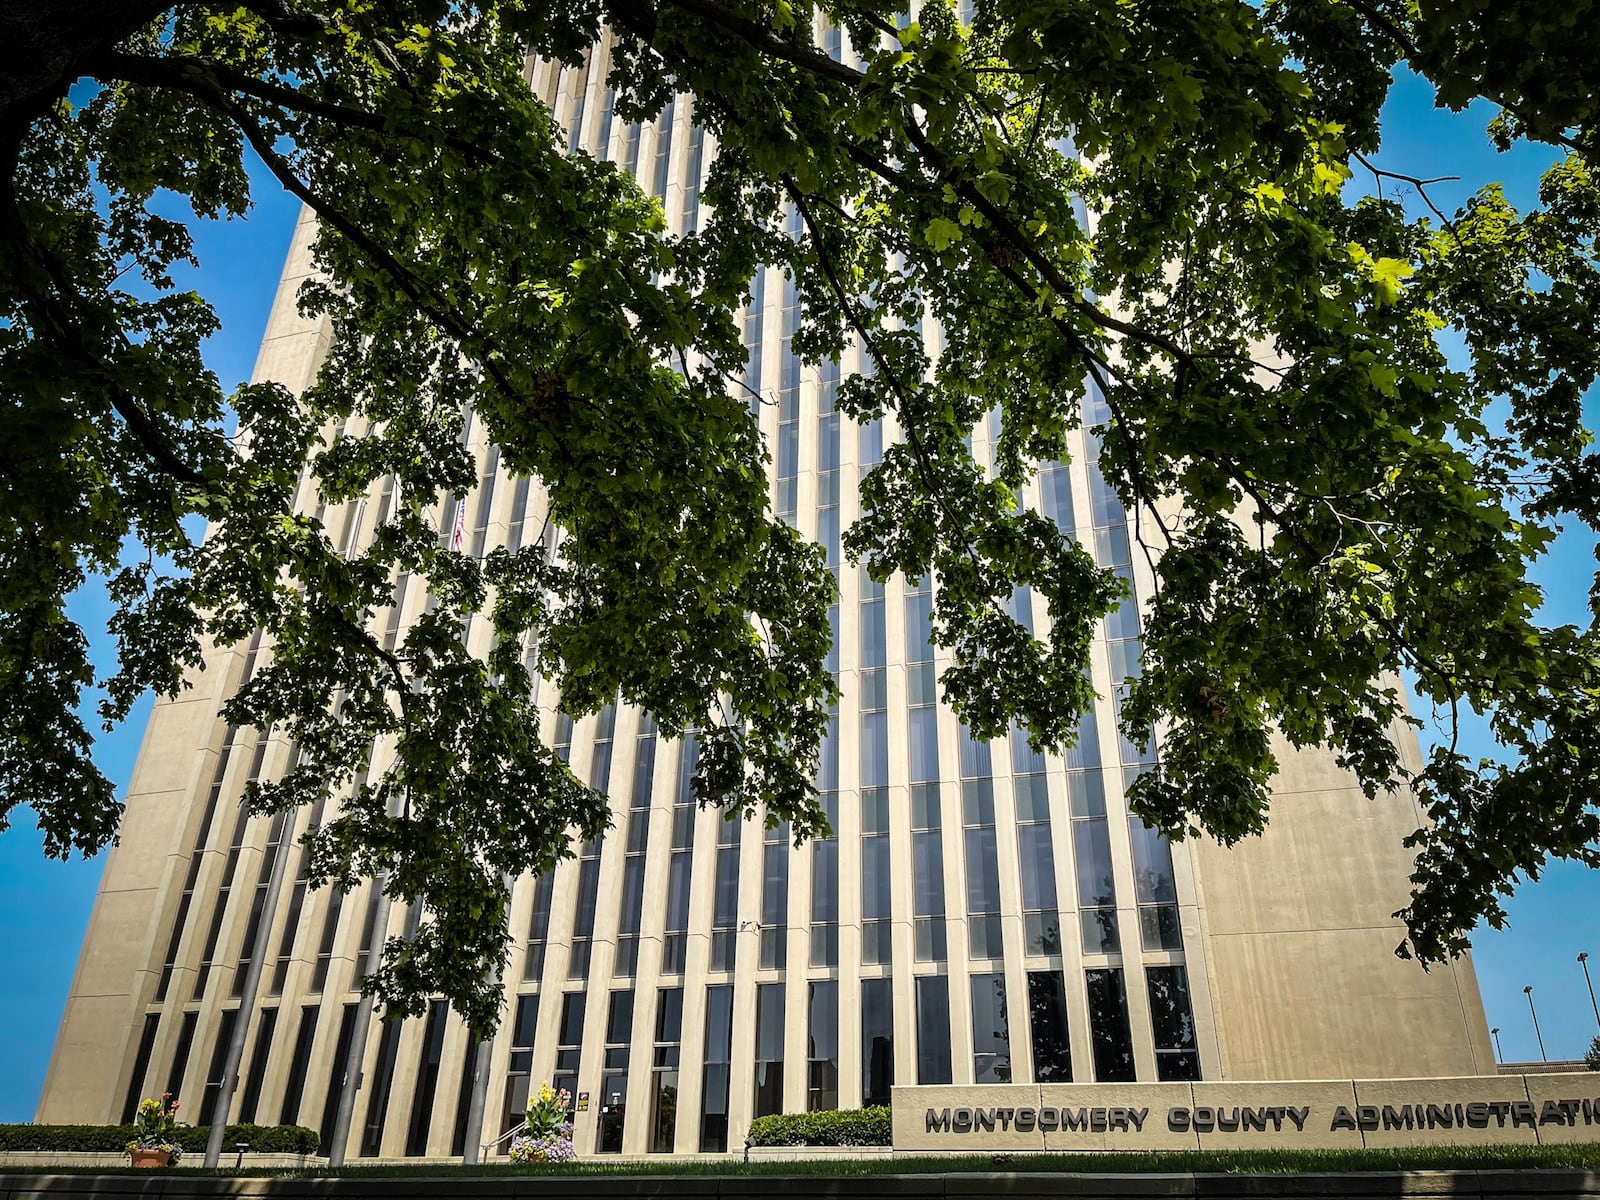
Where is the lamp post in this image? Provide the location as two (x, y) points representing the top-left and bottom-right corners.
(1490, 1026), (1503, 1062)
(1580, 952), (1599, 1031)
(1524, 985), (1547, 1062)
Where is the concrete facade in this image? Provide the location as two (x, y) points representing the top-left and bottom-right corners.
(41, 41), (1490, 1162)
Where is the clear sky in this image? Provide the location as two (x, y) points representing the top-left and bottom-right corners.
(1, 67), (1597, 1125)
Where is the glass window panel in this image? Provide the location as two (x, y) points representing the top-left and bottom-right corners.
(958, 730), (992, 780)
(961, 778), (995, 825)
(860, 786), (890, 834)
(912, 831), (946, 917)
(963, 826), (1000, 914)
(860, 712), (889, 787)
(1085, 968), (1136, 1082)
(1063, 708), (1101, 770)
(1014, 773), (1051, 822)
(915, 917), (947, 962)
(968, 914), (1004, 959)
(1139, 904), (1185, 952)
(1128, 819), (1178, 904)
(700, 985), (733, 1152)
(909, 706), (939, 783)
(1025, 909), (1062, 955)
(861, 978), (894, 1105)
(1073, 819), (1117, 907)
(862, 835), (891, 919)
(1010, 724), (1047, 776)
(1016, 822), (1058, 911)
(713, 847), (739, 928)
(753, 983), (786, 1117)
(665, 851), (692, 933)
(1027, 971), (1073, 1082)
(915, 976), (953, 1085)
(970, 973), (1011, 1083)
(812, 839), (839, 922)
(807, 980), (840, 1111)
(911, 785), (940, 831)
(607, 991), (635, 1045)
(1067, 771), (1106, 817)
(1147, 965), (1201, 1081)
(860, 598), (886, 668)
(1080, 907), (1121, 955)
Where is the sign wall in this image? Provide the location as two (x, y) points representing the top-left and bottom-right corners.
(893, 1074), (1600, 1152)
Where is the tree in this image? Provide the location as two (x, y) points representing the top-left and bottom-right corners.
(1587, 1035), (1600, 1072)
(3, 0), (1599, 1034)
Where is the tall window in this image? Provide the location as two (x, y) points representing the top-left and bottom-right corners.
(915, 975), (952, 1085)
(1147, 965), (1201, 1080)
(1129, 818), (1183, 951)
(615, 716), (656, 977)
(807, 980), (840, 1110)
(970, 973), (1011, 1082)
(359, 1015), (404, 1157)
(753, 982), (785, 1117)
(961, 731), (1003, 960)
(277, 1006), (318, 1126)
(521, 872), (555, 981)
(760, 820), (789, 969)
(498, 994), (539, 1144)
(699, 984), (734, 1152)
(1027, 970), (1073, 1081)
(662, 734), (697, 975)
(711, 815), (740, 973)
(861, 977), (894, 1106)
(553, 991), (585, 1100)
(1013, 723), (1061, 955)
(811, 724), (839, 968)
(1085, 967), (1136, 1081)
(597, 990), (633, 1152)
(649, 987), (682, 1153)
(404, 1000), (448, 1156)
(861, 571), (891, 965)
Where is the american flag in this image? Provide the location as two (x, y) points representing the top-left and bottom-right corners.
(450, 499), (467, 552)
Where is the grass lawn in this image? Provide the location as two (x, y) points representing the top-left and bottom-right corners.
(4, 1145), (1599, 1177)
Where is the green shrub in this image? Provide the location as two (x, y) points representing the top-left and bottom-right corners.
(0, 1122), (319, 1156)
(745, 1107), (892, 1147)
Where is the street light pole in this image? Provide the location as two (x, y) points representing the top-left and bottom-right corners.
(1580, 952), (1599, 1031)
(1524, 985), (1548, 1062)
(1490, 1027), (1503, 1062)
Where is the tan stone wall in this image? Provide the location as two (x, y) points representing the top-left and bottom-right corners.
(1189, 734), (1494, 1082)
(894, 1073), (1600, 1153)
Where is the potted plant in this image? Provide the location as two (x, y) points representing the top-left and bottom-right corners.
(508, 1082), (575, 1164)
(126, 1093), (184, 1167)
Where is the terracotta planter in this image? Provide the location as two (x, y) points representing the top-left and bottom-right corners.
(128, 1148), (171, 1169)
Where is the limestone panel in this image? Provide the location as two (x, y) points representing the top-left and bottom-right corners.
(1523, 1073), (1600, 1146)
(1181, 1080), (1362, 1151)
(895, 1085), (1046, 1152)
(1038, 1083), (1199, 1152)
(1353, 1076), (1539, 1148)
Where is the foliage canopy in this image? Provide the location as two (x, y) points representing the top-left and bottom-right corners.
(3, 0), (1600, 1032)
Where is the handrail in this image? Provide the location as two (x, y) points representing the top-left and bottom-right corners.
(480, 1119), (528, 1158)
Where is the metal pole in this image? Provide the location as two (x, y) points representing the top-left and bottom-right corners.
(1524, 986), (1547, 1062)
(461, 871), (515, 1164)
(203, 801), (301, 1168)
(326, 883), (393, 1166)
(460, 1038), (494, 1163)
(1490, 1027), (1503, 1062)
(1580, 953), (1599, 1031)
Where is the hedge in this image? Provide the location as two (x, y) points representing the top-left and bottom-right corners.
(0, 1122), (320, 1155)
(745, 1107), (892, 1147)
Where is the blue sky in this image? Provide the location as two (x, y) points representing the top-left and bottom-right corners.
(1, 68), (1597, 1125)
